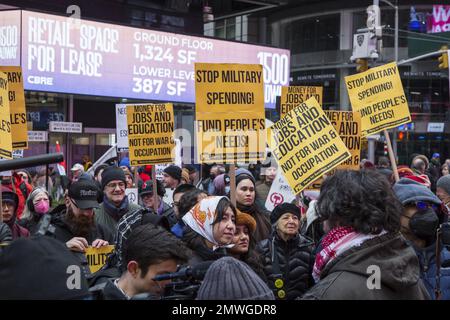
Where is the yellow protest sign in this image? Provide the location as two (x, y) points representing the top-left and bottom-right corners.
(325, 111), (361, 170)
(345, 62), (411, 137)
(0, 67), (27, 150)
(195, 63), (265, 163)
(270, 97), (351, 195)
(280, 86), (323, 118)
(85, 245), (115, 274)
(127, 103), (175, 166)
(0, 71), (12, 159)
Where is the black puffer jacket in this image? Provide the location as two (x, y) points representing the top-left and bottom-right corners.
(257, 232), (314, 300)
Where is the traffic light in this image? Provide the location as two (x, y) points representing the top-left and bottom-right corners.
(356, 58), (369, 73)
(438, 45), (448, 69)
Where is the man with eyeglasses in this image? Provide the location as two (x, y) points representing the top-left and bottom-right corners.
(94, 166), (142, 236)
(393, 178), (450, 300)
(51, 180), (113, 252)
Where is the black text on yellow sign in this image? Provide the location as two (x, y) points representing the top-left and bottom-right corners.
(0, 67), (27, 150)
(280, 86), (323, 118)
(0, 71), (12, 159)
(127, 103), (175, 166)
(270, 97), (351, 195)
(195, 63), (266, 163)
(85, 245), (115, 274)
(345, 62), (411, 137)
(325, 111), (361, 170)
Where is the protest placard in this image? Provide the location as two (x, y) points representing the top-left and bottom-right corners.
(345, 62), (411, 137)
(195, 63), (266, 163)
(270, 97), (350, 195)
(0, 71), (12, 159)
(265, 170), (296, 211)
(325, 110), (361, 170)
(127, 103), (175, 166)
(85, 245), (115, 273)
(0, 67), (27, 150)
(280, 86), (323, 118)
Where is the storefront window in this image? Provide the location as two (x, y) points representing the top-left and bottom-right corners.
(282, 14), (340, 54)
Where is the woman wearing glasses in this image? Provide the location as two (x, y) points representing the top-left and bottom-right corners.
(393, 178), (450, 300)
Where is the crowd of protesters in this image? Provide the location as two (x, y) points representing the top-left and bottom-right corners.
(0, 152), (450, 300)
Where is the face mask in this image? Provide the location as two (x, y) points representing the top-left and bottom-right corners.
(34, 200), (50, 215)
(210, 174), (216, 180)
(409, 208), (440, 239)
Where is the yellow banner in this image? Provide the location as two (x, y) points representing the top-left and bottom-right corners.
(127, 103), (175, 166)
(0, 71), (12, 159)
(270, 97), (351, 195)
(325, 111), (361, 170)
(85, 245), (115, 274)
(280, 86), (323, 118)
(345, 62), (411, 137)
(195, 63), (265, 163)
(0, 67), (27, 150)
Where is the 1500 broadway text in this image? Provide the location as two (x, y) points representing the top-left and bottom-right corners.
(171, 304), (277, 317)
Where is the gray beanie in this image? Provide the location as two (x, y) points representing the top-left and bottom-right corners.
(437, 175), (450, 195)
(197, 257), (275, 300)
(393, 178), (441, 205)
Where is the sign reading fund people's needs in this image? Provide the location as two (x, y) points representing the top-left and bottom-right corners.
(270, 97), (350, 195)
(127, 103), (175, 165)
(280, 86), (323, 118)
(0, 71), (12, 159)
(195, 63), (265, 163)
(345, 62), (411, 136)
(0, 67), (27, 149)
(325, 111), (361, 170)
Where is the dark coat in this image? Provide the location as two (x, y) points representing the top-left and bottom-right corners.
(182, 227), (226, 265)
(258, 232), (314, 300)
(0, 222), (12, 243)
(301, 233), (431, 300)
(51, 210), (114, 245)
(415, 242), (450, 300)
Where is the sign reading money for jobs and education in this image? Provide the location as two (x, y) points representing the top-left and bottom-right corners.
(325, 111), (361, 170)
(0, 71), (12, 159)
(0, 67), (27, 150)
(270, 97), (351, 195)
(85, 245), (115, 274)
(280, 86), (323, 118)
(127, 103), (175, 166)
(195, 63), (266, 163)
(345, 62), (411, 137)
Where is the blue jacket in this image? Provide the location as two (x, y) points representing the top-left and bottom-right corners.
(415, 242), (450, 300)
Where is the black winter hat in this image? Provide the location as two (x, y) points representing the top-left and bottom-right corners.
(163, 165), (182, 181)
(197, 257), (274, 300)
(270, 203), (301, 224)
(101, 166), (126, 190)
(0, 236), (90, 299)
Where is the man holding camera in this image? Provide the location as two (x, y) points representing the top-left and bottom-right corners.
(91, 224), (191, 300)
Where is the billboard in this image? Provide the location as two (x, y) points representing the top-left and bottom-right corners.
(430, 5), (450, 33)
(0, 10), (290, 109)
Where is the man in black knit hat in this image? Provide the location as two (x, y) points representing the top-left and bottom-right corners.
(162, 165), (182, 189)
(94, 166), (142, 236)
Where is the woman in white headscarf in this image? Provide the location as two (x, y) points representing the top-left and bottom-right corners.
(182, 196), (236, 264)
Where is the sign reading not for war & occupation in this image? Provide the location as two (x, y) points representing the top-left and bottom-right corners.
(270, 97), (350, 195)
(280, 86), (323, 118)
(0, 67), (27, 150)
(195, 63), (266, 163)
(127, 103), (175, 166)
(325, 111), (361, 170)
(85, 245), (115, 274)
(345, 62), (411, 137)
(0, 71), (12, 159)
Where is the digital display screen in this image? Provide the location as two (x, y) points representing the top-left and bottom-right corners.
(0, 10), (290, 108)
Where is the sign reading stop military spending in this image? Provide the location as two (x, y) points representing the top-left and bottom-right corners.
(195, 63), (266, 163)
